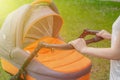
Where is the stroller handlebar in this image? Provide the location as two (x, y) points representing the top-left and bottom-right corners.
(38, 29), (104, 50)
(79, 29), (104, 45)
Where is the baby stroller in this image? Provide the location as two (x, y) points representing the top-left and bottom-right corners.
(0, 0), (102, 80)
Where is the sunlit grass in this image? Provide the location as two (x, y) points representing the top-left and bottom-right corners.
(0, 0), (33, 26)
(0, 0), (120, 80)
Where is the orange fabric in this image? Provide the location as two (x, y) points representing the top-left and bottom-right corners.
(77, 73), (90, 80)
(1, 59), (35, 80)
(1, 37), (91, 80)
(25, 37), (91, 73)
(1, 59), (18, 75)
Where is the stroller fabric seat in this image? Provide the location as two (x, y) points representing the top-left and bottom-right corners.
(1, 37), (91, 80)
(25, 37), (91, 73)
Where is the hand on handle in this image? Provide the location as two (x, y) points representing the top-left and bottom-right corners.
(79, 29), (103, 44)
(96, 30), (111, 40)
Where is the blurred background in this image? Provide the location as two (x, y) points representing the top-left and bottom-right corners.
(0, 0), (120, 80)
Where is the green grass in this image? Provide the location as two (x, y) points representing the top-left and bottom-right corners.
(56, 1), (120, 80)
(0, 0), (120, 80)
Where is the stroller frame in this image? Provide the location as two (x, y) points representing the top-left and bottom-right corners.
(10, 29), (103, 80)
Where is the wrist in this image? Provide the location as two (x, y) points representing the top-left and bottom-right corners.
(107, 34), (112, 40)
(80, 47), (88, 53)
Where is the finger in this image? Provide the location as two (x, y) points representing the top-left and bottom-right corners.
(72, 38), (86, 47)
(68, 38), (83, 47)
(96, 30), (104, 36)
(80, 38), (86, 43)
(79, 38), (87, 46)
(69, 38), (80, 44)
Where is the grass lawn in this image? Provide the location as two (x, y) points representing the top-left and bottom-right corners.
(0, 0), (120, 80)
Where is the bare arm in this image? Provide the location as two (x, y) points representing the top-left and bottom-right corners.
(69, 19), (120, 60)
(84, 47), (120, 60)
(69, 37), (120, 60)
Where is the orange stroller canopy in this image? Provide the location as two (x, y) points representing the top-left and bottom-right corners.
(0, 0), (91, 80)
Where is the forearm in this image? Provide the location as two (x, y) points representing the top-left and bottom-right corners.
(84, 47), (120, 60)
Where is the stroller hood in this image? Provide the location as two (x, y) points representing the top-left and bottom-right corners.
(0, 4), (63, 48)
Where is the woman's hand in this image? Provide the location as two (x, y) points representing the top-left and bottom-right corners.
(68, 38), (87, 53)
(96, 30), (111, 40)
